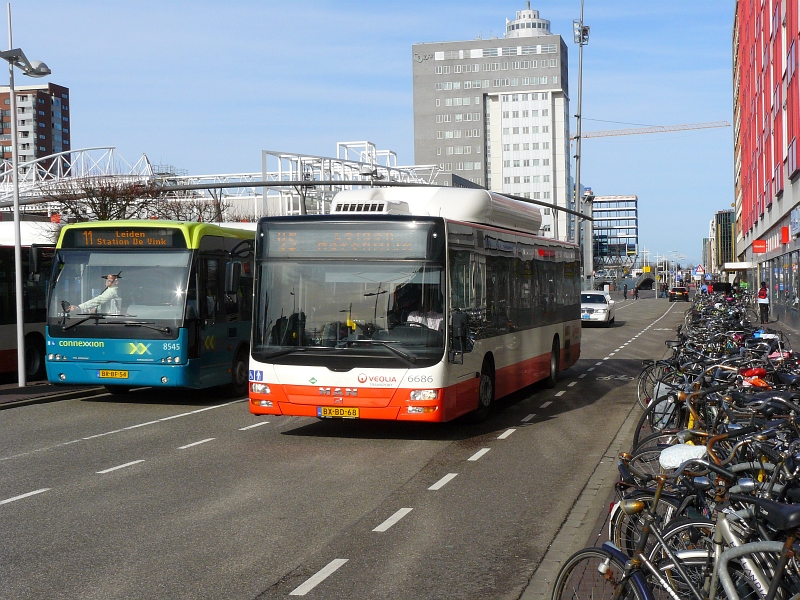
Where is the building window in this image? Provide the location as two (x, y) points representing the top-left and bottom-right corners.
(543, 142), (549, 149)
(544, 192), (551, 199)
(514, 176), (521, 183)
(513, 160), (520, 167)
(435, 98), (440, 107)
(504, 177), (511, 184)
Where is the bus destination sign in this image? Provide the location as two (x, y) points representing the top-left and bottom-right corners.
(268, 226), (431, 259)
(63, 228), (187, 249)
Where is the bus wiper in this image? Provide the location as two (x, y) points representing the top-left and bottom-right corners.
(122, 321), (171, 335)
(345, 340), (417, 365)
(62, 313), (114, 331)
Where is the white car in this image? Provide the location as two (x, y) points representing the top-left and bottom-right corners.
(581, 291), (616, 327)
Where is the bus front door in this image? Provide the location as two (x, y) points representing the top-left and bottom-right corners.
(197, 257), (234, 387)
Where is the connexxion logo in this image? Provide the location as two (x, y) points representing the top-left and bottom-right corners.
(58, 340), (104, 347)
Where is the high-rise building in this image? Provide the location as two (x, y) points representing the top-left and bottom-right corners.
(412, 3), (571, 239)
(0, 83), (70, 165)
(714, 210), (734, 272)
(591, 195), (638, 267)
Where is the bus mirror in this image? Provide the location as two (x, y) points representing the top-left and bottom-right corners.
(30, 246), (42, 275)
(449, 312), (468, 364)
(225, 262), (241, 295)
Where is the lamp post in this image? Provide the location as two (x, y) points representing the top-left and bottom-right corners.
(0, 4), (51, 387)
(573, 2), (591, 289)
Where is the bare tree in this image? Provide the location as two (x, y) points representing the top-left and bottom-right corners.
(41, 176), (161, 222)
(154, 196), (232, 222)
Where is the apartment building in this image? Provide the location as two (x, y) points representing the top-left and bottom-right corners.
(0, 82), (70, 165)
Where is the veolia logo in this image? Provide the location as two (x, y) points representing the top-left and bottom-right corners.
(357, 373), (368, 383)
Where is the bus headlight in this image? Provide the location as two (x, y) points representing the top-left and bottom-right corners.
(410, 389), (438, 401)
(48, 354), (54, 360)
(250, 383), (271, 394)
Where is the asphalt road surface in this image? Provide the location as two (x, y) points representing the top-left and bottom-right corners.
(0, 297), (688, 600)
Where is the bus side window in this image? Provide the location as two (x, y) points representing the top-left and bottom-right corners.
(201, 258), (220, 322)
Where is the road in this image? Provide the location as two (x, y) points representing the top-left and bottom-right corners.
(0, 298), (688, 599)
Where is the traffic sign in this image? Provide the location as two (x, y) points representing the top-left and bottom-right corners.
(695, 264), (705, 275)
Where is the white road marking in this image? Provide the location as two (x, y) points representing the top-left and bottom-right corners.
(521, 413), (536, 422)
(603, 357), (610, 361)
(587, 367), (595, 372)
(123, 420), (161, 430)
(289, 559), (349, 596)
(468, 448), (491, 461)
(1, 488), (50, 505)
(97, 460), (144, 474)
(541, 400), (553, 408)
(568, 381), (577, 387)
(554, 391), (565, 396)
(239, 421), (269, 430)
(373, 508), (413, 532)
(428, 473), (458, 490)
(595, 362), (603, 366)
(609, 352), (616, 356)
(178, 438), (215, 450)
(498, 428), (516, 439)
(578, 374), (587, 379)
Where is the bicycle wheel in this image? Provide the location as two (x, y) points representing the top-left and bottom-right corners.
(637, 362), (670, 410)
(630, 431), (680, 455)
(631, 387), (686, 449)
(609, 493), (681, 558)
(551, 546), (647, 600)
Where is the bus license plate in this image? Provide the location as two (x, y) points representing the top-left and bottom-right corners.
(581, 314), (591, 320)
(317, 406), (359, 419)
(98, 370), (129, 379)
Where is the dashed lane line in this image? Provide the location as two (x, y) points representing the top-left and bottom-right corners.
(239, 421), (269, 430)
(468, 448), (491, 461)
(498, 428), (517, 439)
(2, 399), (246, 463)
(587, 368), (595, 372)
(178, 438), (215, 450)
(521, 414), (536, 422)
(372, 508), (413, 532)
(428, 473), (458, 490)
(578, 374), (587, 379)
(1, 488), (50, 506)
(96, 460), (144, 474)
(540, 400), (553, 408)
(289, 559), (349, 596)
(568, 382), (577, 387)
(554, 390), (566, 396)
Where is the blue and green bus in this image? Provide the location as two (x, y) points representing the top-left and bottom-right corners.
(46, 221), (254, 395)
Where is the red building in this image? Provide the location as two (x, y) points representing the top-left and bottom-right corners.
(734, 0), (800, 321)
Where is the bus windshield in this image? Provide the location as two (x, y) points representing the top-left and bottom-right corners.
(253, 260), (445, 366)
(48, 249), (192, 337)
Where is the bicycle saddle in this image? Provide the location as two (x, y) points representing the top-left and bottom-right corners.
(730, 493), (800, 531)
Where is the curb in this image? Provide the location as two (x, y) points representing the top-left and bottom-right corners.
(519, 399), (640, 599)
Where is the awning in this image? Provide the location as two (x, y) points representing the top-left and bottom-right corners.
(723, 262), (756, 271)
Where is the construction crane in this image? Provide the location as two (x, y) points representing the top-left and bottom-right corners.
(571, 120), (730, 140)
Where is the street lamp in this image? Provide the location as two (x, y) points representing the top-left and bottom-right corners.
(573, 1), (591, 289)
(0, 4), (51, 387)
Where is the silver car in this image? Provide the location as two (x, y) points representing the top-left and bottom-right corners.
(581, 291), (616, 326)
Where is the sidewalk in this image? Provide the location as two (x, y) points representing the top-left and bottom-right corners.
(0, 379), (102, 408)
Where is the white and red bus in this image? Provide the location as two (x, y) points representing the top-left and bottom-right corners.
(0, 221), (57, 380)
(247, 187), (581, 422)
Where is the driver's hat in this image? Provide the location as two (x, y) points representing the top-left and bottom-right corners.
(101, 271), (122, 280)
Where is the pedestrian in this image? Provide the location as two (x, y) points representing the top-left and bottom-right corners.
(623, 283), (628, 300)
(633, 286), (639, 300)
(757, 281), (769, 324)
(701, 283), (708, 295)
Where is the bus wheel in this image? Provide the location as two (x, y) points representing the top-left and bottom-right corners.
(545, 338), (560, 388)
(466, 361), (494, 423)
(104, 385), (131, 395)
(24, 335), (46, 380)
(228, 348), (249, 397)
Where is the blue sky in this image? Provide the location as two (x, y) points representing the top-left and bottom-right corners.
(10, 1), (734, 264)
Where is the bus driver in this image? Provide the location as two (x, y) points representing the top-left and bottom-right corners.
(68, 272), (122, 313)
